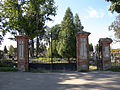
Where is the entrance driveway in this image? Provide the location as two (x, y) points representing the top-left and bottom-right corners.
(0, 71), (120, 90)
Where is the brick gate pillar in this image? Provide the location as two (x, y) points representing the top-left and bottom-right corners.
(75, 31), (91, 71)
(16, 36), (30, 71)
(99, 38), (113, 70)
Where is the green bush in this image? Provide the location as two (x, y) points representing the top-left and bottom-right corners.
(108, 67), (120, 72)
(0, 60), (16, 67)
(0, 67), (18, 72)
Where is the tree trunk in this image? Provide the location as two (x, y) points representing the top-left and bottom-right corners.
(30, 38), (34, 58)
(36, 36), (39, 57)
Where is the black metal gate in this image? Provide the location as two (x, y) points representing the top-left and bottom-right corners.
(29, 58), (77, 71)
(89, 45), (103, 71)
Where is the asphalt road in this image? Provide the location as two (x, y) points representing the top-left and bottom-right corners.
(0, 71), (120, 90)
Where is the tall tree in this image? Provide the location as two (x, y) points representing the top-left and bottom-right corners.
(105, 0), (120, 13)
(0, 0), (56, 57)
(95, 44), (99, 52)
(57, 8), (76, 58)
(4, 46), (8, 54)
(74, 13), (83, 32)
(89, 43), (94, 52)
(109, 14), (120, 40)
(46, 24), (61, 57)
(0, 0), (56, 36)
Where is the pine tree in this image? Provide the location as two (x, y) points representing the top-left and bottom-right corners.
(74, 13), (83, 32)
(89, 43), (94, 52)
(4, 46), (8, 54)
(57, 7), (76, 58)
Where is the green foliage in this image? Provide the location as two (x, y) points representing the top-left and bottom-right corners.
(0, 0), (56, 38)
(0, 67), (18, 72)
(3, 47), (7, 53)
(106, 0), (120, 13)
(9, 45), (14, 55)
(109, 14), (120, 39)
(47, 40), (59, 57)
(0, 50), (4, 59)
(0, 60), (16, 67)
(74, 13), (83, 32)
(46, 24), (61, 58)
(95, 44), (99, 53)
(51, 24), (61, 40)
(57, 8), (77, 58)
(0, 61), (10, 67)
(107, 67), (120, 72)
(89, 43), (94, 52)
(0, 0), (25, 36)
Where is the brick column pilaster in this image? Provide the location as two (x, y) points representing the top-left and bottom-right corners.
(99, 38), (112, 70)
(16, 36), (30, 71)
(75, 31), (90, 71)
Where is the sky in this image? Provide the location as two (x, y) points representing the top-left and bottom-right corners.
(0, 0), (119, 50)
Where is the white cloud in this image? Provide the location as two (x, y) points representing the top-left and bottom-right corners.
(87, 7), (105, 18)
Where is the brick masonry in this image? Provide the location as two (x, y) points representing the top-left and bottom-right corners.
(75, 31), (90, 71)
(16, 36), (30, 71)
(99, 38), (113, 70)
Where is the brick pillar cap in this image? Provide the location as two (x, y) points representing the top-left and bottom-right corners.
(75, 30), (91, 37)
(16, 35), (30, 40)
(99, 38), (113, 44)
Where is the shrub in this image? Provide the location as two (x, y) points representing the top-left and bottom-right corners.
(0, 67), (18, 72)
(108, 67), (120, 72)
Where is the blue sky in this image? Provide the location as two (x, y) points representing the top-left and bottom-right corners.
(0, 0), (119, 50)
(47, 0), (119, 49)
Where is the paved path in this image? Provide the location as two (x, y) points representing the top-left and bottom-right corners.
(0, 71), (120, 90)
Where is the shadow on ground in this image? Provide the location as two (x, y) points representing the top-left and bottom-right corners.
(0, 71), (120, 90)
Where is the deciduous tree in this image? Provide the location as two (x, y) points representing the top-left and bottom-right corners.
(109, 14), (120, 40)
(0, 0), (56, 57)
(105, 0), (120, 13)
